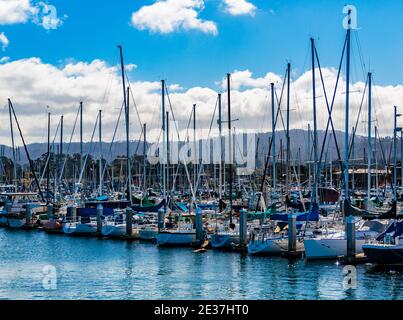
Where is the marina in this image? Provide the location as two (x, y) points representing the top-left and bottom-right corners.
(0, 1), (402, 302)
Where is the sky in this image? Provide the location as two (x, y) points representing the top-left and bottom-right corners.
(0, 0), (402, 146)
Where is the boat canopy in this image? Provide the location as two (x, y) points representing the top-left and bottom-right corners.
(269, 203), (319, 222)
(131, 199), (165, 213)
(376, 220), (403, 241)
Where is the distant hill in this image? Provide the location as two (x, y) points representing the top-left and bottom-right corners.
(0, 129), (396, 167)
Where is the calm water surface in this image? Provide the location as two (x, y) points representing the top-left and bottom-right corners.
(0, 228), (401, 300)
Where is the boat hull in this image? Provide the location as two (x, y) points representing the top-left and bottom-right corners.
(210, 233), (239, 249)
(63, 222), (97, 236)
(139, 228), (158, 241)
(101, 224), (126, 238)
(156, 231), (196, 246)
(8, 218), (26, 229)
(248, 238), (287, 255)
(362, 244), (403, 265)
(304, 238), (367, 260)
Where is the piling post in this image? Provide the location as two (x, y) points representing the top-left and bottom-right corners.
(97, 204), (103, 235)
(240, 208), (248, 246)
(288, 212), (297, 252)
(126, 207), (133, 238)
(158, 208), (165, 232)
(5, 200), (12, 214)
(47, 203), (53, 220)
(195, 207), (203, 242)
(346, 215), (356, 258)
(25, 204), (32, 226)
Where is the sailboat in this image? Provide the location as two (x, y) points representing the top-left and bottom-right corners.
(362, 220), (403, 265)
(155, 80), (197, 246)
(211, 74), (242, 249)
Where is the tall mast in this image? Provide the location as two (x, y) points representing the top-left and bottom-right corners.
(193, 104), (197, 197)
(8, 100), (17, 188)
(166, 111), (170, 194)
(46, 112), (51, 204)
(311, 38), (318, 203)
(161, 80), (167, 212)
(60, 115), (63, 196)
(227, 73), (233, 223)
(80, 101), (83, 176)
(367, 73), (372, 206)
(344, 9), (352, 200)
(270, 83), (276, 196)
(143, 123), (147, 195)
(118, 45), (132, 205)
(286, 63), (291, 196)
(126, 86), (132, 204)
(393, 106), (399, 201)
(375, 126), (379, 197)
(307, 123), (311, 189)
(218, 93), (223, 211)
(98, 109), (102, 196)
(401, 129), (403, 192)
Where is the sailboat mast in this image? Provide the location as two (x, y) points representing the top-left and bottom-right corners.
(218, 93), (223, 211)
(98, 109), (102, 196)
(375, 126), (379, 196)
(161, 80), (167, 212)
(166, 111), (170, 194)
(143, 123), (147, 195)
(311, 38), (319, 203)
(60, 115), (63, 196)
(227, 73), (233, 223)
(394, 106), (399, 201)
(8, 100), (17, 188)
(126, 86), (132, 204)
(193, 104), (197, 197)
(80, 101), (83, 176)
(46, 112), (51, 204)
(270, 83), (276, 195)
(286, 63), (291, 196)
(344, 9), (352, 200)
(367, 72), (372, 204)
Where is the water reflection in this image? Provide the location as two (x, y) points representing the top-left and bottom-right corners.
(0, 228), (401, 300)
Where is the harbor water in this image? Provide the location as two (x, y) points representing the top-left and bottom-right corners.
(0, 228), (401, 300)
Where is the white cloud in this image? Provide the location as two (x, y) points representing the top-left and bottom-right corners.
(0, 57), (401, 146)
(0, 0), (37, 25)
(0, 0), (66, 30)
(0, 56), (10, 63)
(0, 32), (9, 50)
(222, 0), (256, 16)
(131, 0), (218, 35)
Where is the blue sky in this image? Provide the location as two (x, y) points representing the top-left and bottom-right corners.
(0, 0), (402, 144)
(2, 0), (403, 88)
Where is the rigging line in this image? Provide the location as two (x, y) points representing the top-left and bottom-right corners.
(165, 84), (182, 142)
(8, 100), (45, 202)
(77, 112), (99, 185)
(348, 77), (368, 159)
(354, 32), (368, 80)
(59, 106), (80, 182)
(124, 69), (143, 128)
(100, 100), (124, 183)
(314, 39), (346, 168)
(194, 96), (219, 195)
(254, 80), (287, 212)
(38, 117), (61, 185)
(303, 36), (348, 235)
